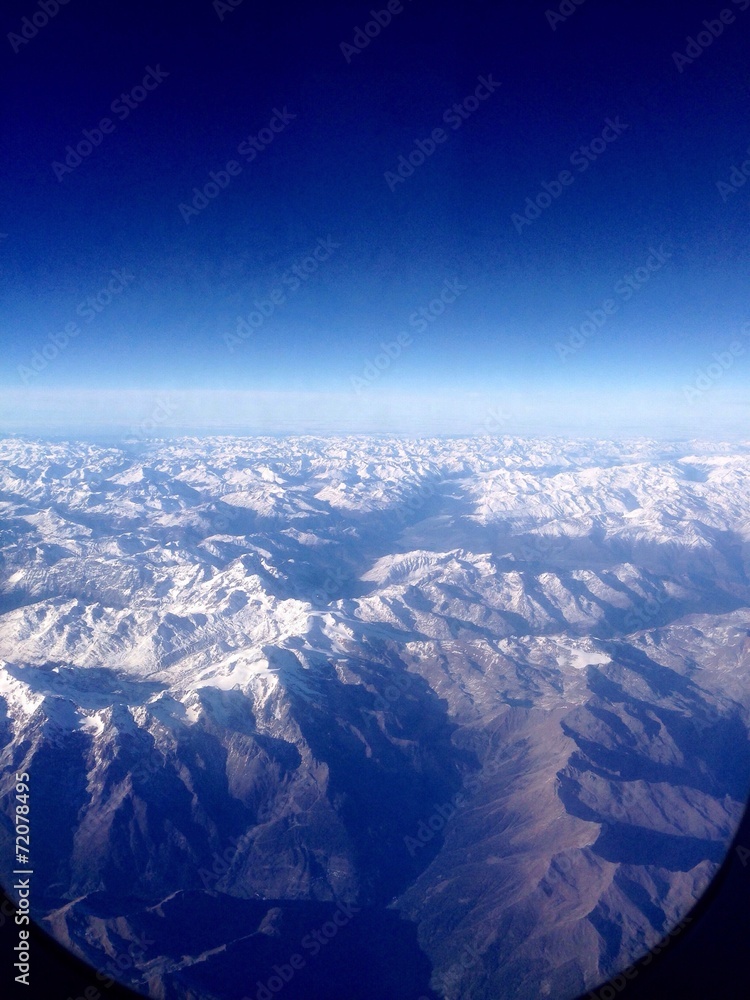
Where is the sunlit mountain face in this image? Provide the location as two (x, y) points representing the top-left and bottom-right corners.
(2, 434), (750, 999)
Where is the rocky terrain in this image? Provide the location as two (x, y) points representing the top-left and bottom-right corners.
(1, 435), (750, 999)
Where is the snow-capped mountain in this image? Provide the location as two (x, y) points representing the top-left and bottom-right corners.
(1, 435), (750, 999)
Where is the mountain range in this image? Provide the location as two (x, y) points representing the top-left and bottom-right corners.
(1, 435), (750, 999)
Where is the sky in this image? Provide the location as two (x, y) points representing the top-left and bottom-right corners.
(1, 0), (749, 437)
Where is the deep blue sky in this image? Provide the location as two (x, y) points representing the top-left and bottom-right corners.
(1, 0), (749, 436)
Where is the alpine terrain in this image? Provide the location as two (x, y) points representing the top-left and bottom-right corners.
(1, 434), (750, 1000)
